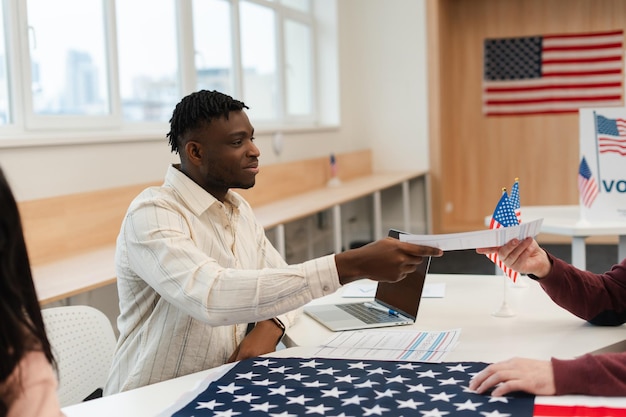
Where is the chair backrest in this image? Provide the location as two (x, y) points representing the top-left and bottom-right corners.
(41, 305), (117, 407)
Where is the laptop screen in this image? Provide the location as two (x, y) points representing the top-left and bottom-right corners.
(375, 229), (431, 319)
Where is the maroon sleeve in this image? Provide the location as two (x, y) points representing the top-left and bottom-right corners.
(537, 254), (626, 325)
(552, 353), (626, 396)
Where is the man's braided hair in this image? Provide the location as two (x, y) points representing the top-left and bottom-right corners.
(166, 90), (248, 154)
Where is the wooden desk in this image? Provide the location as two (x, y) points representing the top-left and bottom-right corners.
(61, 273), (626, 416)
(34, 170), (428, 304)
(485, 205), (626, 270)
(33, 246), (117, 305)
(255, 170), (428, 257)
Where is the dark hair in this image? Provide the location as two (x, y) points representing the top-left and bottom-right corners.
(166, 90), (249, 154)
(0, 167), (55, 413)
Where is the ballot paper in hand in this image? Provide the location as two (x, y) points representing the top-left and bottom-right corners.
(399, 218), (543, 251)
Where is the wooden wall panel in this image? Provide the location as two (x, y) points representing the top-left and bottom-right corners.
(429, 0), (626, 233)
(19, 150), (372, 266)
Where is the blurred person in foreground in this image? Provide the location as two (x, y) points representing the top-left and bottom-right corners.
(471, 236), (626, 397)
(0, 167), (63, 417)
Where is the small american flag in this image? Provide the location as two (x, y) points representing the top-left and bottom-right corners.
(487, 190), (520, 282)
(578, 156), (599, 208)
(330, 153), (337, 178)
(483, 30), (624, 116)
(596, 114), (626, 156)
(510, 178), (521, 223)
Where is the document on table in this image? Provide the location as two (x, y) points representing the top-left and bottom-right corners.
(311, 329), (461, 362)
(400, 218), (543, 251)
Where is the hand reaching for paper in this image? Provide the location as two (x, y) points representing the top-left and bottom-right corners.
(476, 237), (552, 278)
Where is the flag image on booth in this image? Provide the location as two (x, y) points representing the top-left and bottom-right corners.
(578, 156), (599, 208)
(596, 114), (626, 156)
(579, 108), (626, 222)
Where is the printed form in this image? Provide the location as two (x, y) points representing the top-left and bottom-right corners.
(312, 329), (461, 362)
(400, 218), (543, 251)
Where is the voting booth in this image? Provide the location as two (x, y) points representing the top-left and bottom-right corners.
(579, 108), (626, 222)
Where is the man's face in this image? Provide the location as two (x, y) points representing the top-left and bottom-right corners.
(186, 110), (260, 199)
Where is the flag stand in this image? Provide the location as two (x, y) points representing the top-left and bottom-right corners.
(492, 272), (516, 318)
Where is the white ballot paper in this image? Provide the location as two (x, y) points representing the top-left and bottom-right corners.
(400, 218), (543, 251)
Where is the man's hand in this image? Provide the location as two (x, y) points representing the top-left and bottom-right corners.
(335, 237), (442, 285)
(476, 237), (552, 278)
(469, 357), (556, 396)
(227, 320), (283, 363)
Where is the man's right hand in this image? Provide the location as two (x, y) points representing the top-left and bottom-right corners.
(335, 237), (442, 285)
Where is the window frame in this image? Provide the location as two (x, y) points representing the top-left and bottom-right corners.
(17, 0), (123, 131)
(0, 0), (336, 147)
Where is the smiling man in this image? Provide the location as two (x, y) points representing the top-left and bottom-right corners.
(104, 90), (441, 394)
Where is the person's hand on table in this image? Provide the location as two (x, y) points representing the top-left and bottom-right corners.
(469, 357), (556, 396)
(476, 237), (552, 278)
(227, 320), (282, 363)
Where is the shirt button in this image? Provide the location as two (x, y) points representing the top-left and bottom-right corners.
(323, 285), (330, 293)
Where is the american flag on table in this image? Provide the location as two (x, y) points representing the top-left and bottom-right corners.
(596, 114), (626, 156)
(169, 356), (534, 417)
(510, 178), (522, 223)
(483, 30), (624, 116)
(486, 188), (521, 282)
(578, 156), (599, 208)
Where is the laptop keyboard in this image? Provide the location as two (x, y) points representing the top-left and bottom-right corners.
(337, 303), (402, 324)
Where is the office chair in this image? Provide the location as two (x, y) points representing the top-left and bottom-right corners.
(41, 305), (117, 407)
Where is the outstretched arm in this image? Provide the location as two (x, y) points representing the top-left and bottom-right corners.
(336, 237), (442, 285)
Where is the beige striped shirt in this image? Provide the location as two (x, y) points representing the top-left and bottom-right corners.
(104, 165), (340, 394)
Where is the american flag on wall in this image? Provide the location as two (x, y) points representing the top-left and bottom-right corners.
(578, 156), (599, 208)
(596, 114), (626, 156)
(483, 30), (624, 116)
(169, 357), (535, 417)
(486, 189), (520, 282)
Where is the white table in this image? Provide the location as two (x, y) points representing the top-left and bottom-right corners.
(62, 274), (626, 416)
(485, 205), (626, 270)
(285, 274), (626, 362)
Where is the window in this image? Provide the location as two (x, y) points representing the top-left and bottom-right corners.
(0, 2), (10, 125)
(0, 0), (336, 142)
(116, 0), (179, 123)
(192, 0), (235, 96)
(23, 0), (112, 129)
(239, 1), (278, 121)
(284, 19), (313, 117)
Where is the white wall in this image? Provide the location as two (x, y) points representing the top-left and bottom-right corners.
(0, 0), (429, 203)
(337, 0), (430, 173)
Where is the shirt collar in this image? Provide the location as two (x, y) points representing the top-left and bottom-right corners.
(165, 165), (243, 215)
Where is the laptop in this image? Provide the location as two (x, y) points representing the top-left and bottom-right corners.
(304, 229), (431, 331)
